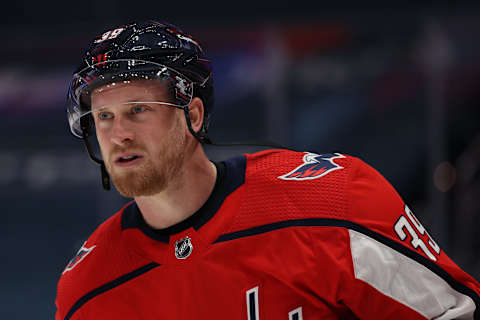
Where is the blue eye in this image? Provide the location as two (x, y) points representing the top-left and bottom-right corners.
(132, 105), (147, 114)
(98, 112), (113, 120)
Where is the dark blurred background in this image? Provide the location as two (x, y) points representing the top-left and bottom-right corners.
(1, 1), (479, 318)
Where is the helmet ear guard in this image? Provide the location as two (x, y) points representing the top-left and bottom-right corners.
(80, 115), (111, 190)
(79, 114), (94, 139)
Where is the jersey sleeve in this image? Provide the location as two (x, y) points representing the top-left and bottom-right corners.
(338, 157), (480, 319)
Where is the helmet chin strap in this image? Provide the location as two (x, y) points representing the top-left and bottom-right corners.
(183, 106), (212, 144)
(100, 163), (111, 191)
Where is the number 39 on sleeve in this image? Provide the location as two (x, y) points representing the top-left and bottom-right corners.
(394, 205), (441, 261)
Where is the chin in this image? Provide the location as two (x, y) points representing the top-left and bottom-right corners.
(111, 169), (168, 198)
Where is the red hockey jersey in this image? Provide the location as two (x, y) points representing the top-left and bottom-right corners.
(55, 150), (480, 319)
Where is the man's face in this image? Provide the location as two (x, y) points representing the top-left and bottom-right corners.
(90, 79), (187, 197)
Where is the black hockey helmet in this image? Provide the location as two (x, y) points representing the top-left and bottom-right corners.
(67, 20), (214, 143)
(66, 21), (214, 189)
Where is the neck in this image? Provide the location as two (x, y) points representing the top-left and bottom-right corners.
(134, 144), (217, 230)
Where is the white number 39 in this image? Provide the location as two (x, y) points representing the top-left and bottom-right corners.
(94, 28), (125, 43)
(394, 205), (441, 261)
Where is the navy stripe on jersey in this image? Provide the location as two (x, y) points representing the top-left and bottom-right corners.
(121, 155), (246, 243)
(64, 262), (160, 320)
(213, 218), (480, 319)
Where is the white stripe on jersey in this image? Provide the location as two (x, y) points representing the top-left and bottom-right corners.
(349, 229), (476, 319)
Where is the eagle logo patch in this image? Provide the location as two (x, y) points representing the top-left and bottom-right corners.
(63, 241), (96, 274)
(278, 152), (345, 181)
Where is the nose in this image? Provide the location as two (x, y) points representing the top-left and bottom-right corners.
(110, 116), (135, 146)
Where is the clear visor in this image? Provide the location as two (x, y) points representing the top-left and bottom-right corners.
(66, 59), (193, 138)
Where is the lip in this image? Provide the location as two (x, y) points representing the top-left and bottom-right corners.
(114, 152), (144, 167)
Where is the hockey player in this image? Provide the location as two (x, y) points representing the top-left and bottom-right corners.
(56, 20), (480, 319)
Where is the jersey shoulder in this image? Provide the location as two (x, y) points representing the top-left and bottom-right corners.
(230, 149), (368, 231)
(61, 202), (128, 273)
(55, 201), (149, 319)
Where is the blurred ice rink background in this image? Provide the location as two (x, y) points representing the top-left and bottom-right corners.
(1, 1), (479, 318)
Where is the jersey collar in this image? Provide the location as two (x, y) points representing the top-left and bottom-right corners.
(121, 155), (246, 243)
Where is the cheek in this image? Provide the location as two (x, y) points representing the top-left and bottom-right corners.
(94, 118), (113, 133)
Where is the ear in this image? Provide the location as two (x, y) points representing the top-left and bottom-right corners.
(187, 97), (205, 133)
